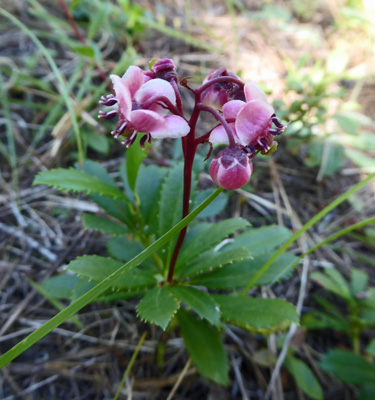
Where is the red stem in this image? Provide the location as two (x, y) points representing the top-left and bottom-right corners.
(167, 92), (202, 283)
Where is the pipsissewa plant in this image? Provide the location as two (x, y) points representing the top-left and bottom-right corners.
(1, 58), (373, 385)
(32, 59), (294, 384)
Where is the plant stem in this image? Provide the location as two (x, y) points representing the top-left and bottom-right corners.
(167, 92), (202, 282)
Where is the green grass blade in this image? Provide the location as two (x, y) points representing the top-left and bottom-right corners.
(241, 173), (375, 294)
(0, 7), (84, 164)
(0, 187), (223, 369)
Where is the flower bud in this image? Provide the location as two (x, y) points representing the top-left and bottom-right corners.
(151, 58), (178, 82)
(202, 68), (244, 110)
(209, 147), (253, 190)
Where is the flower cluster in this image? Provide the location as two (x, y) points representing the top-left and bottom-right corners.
(99, 59), (189, 148)
(99, 59), (286, 190)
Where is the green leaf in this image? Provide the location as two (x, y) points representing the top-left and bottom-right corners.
(190, 252), (297, 288)
(350, 268), (368, 295)
(311, 269), (352, 302)
(320, 349), (375, 385)
(168, 286), (220, 326)
(80, 161), (133, 226)
(158, 163), (184, 234)
(223, 225), (292, 256)
(107, 236), (148, 264)
(158, 163), (184, 263)
(137, 287), (180, 330)
(176, 218), (250, 269)
(67, 255), (156, 290)
(33, 168), (126, 199)
(360, 384), (375, 400)
(125, 134), (150, 192)
(70, 43), (95, 58)
(81, 160), (116, 186)
(366, 339), (375, 356)
(84, 131), (109, 154)
(212, 295), (299, 334)
(136, 164), (168, 230)
(41, 274), (81, 299)
(285, 357), (323, 400)
(90, 195), (133, 226)
(301, 311), (351, 333)
(194, 188), (228, 219)
(346, 148), (375, 169)
(178, 308), (229, 385)
(82, 214), (129, 235)
(177, 247), (252, 279)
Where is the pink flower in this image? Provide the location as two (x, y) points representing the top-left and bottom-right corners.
(99, 66), (189, 147)
(209, 81), (286, 153)
(201, 68), (245, 111)
(209, 147), (253, 190)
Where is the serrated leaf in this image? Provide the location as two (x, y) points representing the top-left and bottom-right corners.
(41, 274), (81, 299)
(194, 189), (228, 219)
(320, 349), (375, 385)
(223, 225), (292, 256)
(212, 295), (299, 334)
(33, 168), (126, 199)
(178, 308), (229, 385)
(351, 268), (368, 295)
(125, 134), (150, 192)
(176, 218), (250, 269)
(177, 247), (252, 279)
(82, 214), (129, 235)
(168, 286), (220, 326)
(285, 357), (323, 400)
(137, 287), (180, 330)
(190, 252), (297, 288)
(67, 255), (156, 290)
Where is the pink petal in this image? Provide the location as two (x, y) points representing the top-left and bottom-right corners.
(130, 110), (166, 134)
(209, 123), (238, 145)
(121, 66), (144, 98)
(135, 78), (176, 114)
(223, 100), (246, 119)
(235, 100), (274, 145)
(244, 81), (267, 102)
(151, 115), (190, 139)
(110, 75), (132, 120)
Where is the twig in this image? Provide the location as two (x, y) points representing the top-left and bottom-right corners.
(113, 331), (147, 400)
(165, 358), (192, 400)
(0, 222), (57, 262)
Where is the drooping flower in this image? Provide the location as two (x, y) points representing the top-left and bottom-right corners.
(99, 65), (189, 147)
(209, 147), (253, 190)
(201, 68), (245, 111)
(209, 81), (286, 153)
